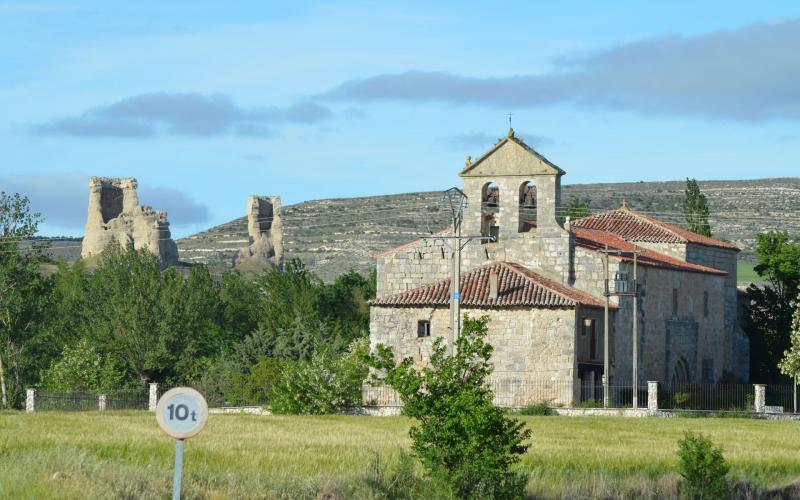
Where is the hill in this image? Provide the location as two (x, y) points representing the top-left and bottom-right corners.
(176, 177), (800, 282)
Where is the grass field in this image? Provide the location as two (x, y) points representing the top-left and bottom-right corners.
(737, 260), (762, 284)
(2, 412), (800, 499)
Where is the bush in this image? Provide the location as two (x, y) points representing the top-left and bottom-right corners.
(39, 339), (127, 392)
(270, 338), (369, 414)
(677, 431), (730, 499)
(519, 400), (554, 416)
(372, 315), (531, 499)
(579, 398), (602, 409)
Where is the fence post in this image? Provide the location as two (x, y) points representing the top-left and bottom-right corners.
(647, 381), (658, 412)
(149, 383), (158, 412)
(99, 394), (107, 412)
(25, 388), (35, 413)
(754, 384), (766, 413)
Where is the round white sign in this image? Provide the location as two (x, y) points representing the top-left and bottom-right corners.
(155, 387), (208, 440)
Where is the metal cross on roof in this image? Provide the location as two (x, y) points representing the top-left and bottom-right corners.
(507, 111), (513, 128)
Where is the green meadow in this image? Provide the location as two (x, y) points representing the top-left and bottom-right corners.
(2, 412), (800, 499)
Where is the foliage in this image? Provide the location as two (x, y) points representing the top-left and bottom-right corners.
(270, 337), (370, 414)
(518, 400), (554, 416)
(38, 338), (126, 392)
(745, 231), (800, 382)
(0, 192), (49, 407)
(684, 178), (712, 237)
(578, 398), (602, 409)
(560, 199), (591, 224)
(677, 431), (730, 499)
(372, 315), (531, 499)
(778, 295), (800, 378)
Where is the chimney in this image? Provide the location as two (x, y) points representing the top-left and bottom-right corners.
(489, 270), (498, 300)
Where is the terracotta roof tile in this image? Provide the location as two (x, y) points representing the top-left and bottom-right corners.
(372, 261), (609, 308)
(572, 209), (738, 250)
(572, 227), (727, 276)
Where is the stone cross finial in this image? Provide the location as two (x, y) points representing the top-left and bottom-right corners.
(465, 155), (472, 167)
(507, 127), (515, 138)
(619, 199), (630, 211)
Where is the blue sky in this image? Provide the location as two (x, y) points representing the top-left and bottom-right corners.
(1, 1), (799, 237)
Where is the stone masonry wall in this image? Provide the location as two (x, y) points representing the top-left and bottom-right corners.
(234, 195), (284, 268)
(368, 305), (578, 405)
(685, 244), (748, 381)
(82, 177), (178, 265)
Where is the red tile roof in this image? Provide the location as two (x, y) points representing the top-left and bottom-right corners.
(571, 209), (738, 250)
(372, 261), (610, 308)
(572, 227), (727, 276)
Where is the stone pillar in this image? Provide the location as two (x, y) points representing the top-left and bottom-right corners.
(149, 383), (158, 412)
(647, 381), (658, 412)
(25, 388), (35, 413)
(754, 384), (766, 413)
(98, 394), (107, 412)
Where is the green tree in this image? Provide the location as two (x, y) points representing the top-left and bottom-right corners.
(777, 295), (800, 379)
(560, 199), (591, 223)
(746, 231), (800, 382)
(684, 178), (712, 237)
(39, 338), (126, 392)
(270, 337), (370, 414)
(677, 431), (729, 499)
(372, 315), (531, 498)
(0, 192), (50, 407)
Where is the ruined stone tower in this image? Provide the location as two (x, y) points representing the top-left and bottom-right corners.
(81, 177), (179, 265)
(234, 195), (284, 267)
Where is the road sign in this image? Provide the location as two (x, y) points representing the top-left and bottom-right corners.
(155, 387), (208, 500)
(156, 387), (208, 439)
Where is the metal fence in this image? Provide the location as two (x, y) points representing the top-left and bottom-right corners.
(659, 383), (754, 411)
(36, 389), (148, 411)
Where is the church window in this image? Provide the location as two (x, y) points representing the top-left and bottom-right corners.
(672, 357), (689, 385)
(518, 181), (536, 232)
(703, 291), (709, 318)
(672, 288), (679, 317)
(417, 320), (431, 338)
(481, 182), (500, 242)
(582, 318), (597, 360)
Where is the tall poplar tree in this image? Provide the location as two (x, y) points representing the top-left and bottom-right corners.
(684, 178), (712, 237)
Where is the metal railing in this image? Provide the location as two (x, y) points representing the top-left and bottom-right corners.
(659, 383), (754, 411)
(36, 389), (148, 412)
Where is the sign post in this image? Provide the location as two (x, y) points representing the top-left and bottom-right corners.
(155, 387), (208, 500)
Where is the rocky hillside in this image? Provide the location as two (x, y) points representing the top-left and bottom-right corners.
(176, 177), (800, 282)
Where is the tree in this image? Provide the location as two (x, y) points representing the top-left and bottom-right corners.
(372, 315), (531, 498)
(677, 431), (729, 499)
(39, 338), (125, 392)
(560, 199), (591, 224)
(777, 295), (800, 379)
(746, 231), (800, 382)
(0, 192), (49, 407)
(684, 178), (712, 237)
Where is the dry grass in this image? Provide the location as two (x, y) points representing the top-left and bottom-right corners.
(2, 411), (800, 498)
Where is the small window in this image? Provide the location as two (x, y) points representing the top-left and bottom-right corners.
(672, 288), (679, 317)
(582, 319), (597, 360)
(703, 291), (709, 318)
(417, 320), (431, 338)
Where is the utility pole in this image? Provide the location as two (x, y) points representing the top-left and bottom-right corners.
(601, 245), (641, 408)
(603, 245), (610, 408)
(422, 187), (493, 356)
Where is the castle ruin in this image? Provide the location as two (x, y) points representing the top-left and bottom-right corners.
(81, 177), (179, 265)
(234, 195), (283, 267)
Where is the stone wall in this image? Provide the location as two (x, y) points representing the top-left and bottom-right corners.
(234, 195), (284, 268)
(686, 244), (749, 381)
(81, 177), (178, 265)
(369, 305), (578, 405)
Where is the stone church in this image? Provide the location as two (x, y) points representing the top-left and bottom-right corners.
(366, 129), (748, 406)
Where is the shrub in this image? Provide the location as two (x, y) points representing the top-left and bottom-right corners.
(677, 431), (730, 499)
(270, 338), (369, 414)
(579, 398), (602, 409)
(519, 400), (554, 416)
(39, 339), (127, 392)
(372, 315), (531, 499)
